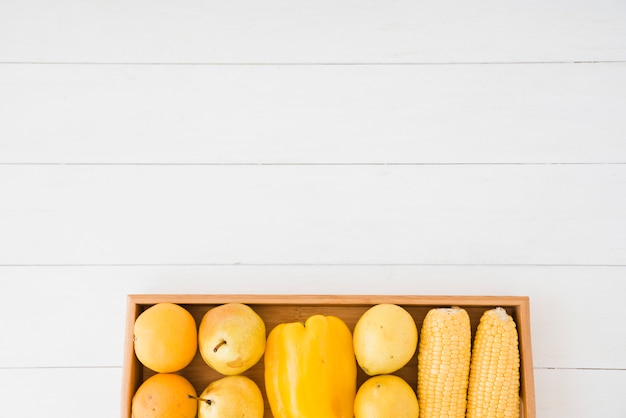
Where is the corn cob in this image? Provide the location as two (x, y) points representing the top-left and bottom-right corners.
(417, 306), (471, 418)
(467, 307), (520, 418)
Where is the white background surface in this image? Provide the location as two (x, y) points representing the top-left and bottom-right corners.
(1, 1), (625, 416)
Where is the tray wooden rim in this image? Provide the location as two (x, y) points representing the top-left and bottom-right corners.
(121, 294), (535, 418)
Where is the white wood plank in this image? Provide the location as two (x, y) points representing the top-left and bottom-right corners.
(1, 63), (625, 164)
(1, 365), (625, 417)
(1, 265), (624, 370)
(534, 368), (626, 418)
(0, 0), (624, 63)
(0, 165), (624, 265)
(0, 368), (121, 418)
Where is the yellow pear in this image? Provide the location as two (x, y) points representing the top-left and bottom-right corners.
(353, 303), (417, 375)
(354, 375), (419, 418)
(198, 303), (266, 375)
(196, 375), (264, 418)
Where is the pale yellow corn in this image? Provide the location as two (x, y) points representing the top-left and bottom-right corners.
(466, 307), (520, 418)
(417, 306), (471, 418)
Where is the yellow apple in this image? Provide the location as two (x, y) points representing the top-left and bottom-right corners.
(198, 303), (266, 375)
(196, 375), (264, 418)
(353, 303), (417, 375)
(354, 374), (419, 418)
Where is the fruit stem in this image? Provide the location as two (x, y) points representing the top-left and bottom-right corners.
(213, 339), (227, 352)
(188, 395), (212, 405)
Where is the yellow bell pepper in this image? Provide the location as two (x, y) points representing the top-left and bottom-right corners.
(264, 314), (357, 418)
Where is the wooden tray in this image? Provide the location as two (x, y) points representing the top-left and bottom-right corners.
(122, 294), (535, 418)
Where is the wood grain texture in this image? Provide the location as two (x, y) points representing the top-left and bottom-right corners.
(0, 164), (624, 265)
(120, 295), (534, 418)
(0, 368), (121, 418)
(1, 265), (624, 370)
(1, 0), (624, 415)
(0, 367), (623, 418)
(534, 368), (626, 418)
(1, 0), (625, 63)
(1, 63), (625, 164)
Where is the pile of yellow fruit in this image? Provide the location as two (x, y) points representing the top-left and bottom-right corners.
(131, 303), (266, 418)
(131, 302), (520, 418)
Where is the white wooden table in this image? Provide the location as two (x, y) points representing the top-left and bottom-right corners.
(1, 1), (625, 416)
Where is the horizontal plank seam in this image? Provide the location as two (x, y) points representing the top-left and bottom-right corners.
(0, 366), (624, 371)
(536, 367), (626, 371)
(0, 366), (121, 370)
(2, 263), (626, 267)
(1, 60), (625, 66)
(1, 162), (625, 166)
